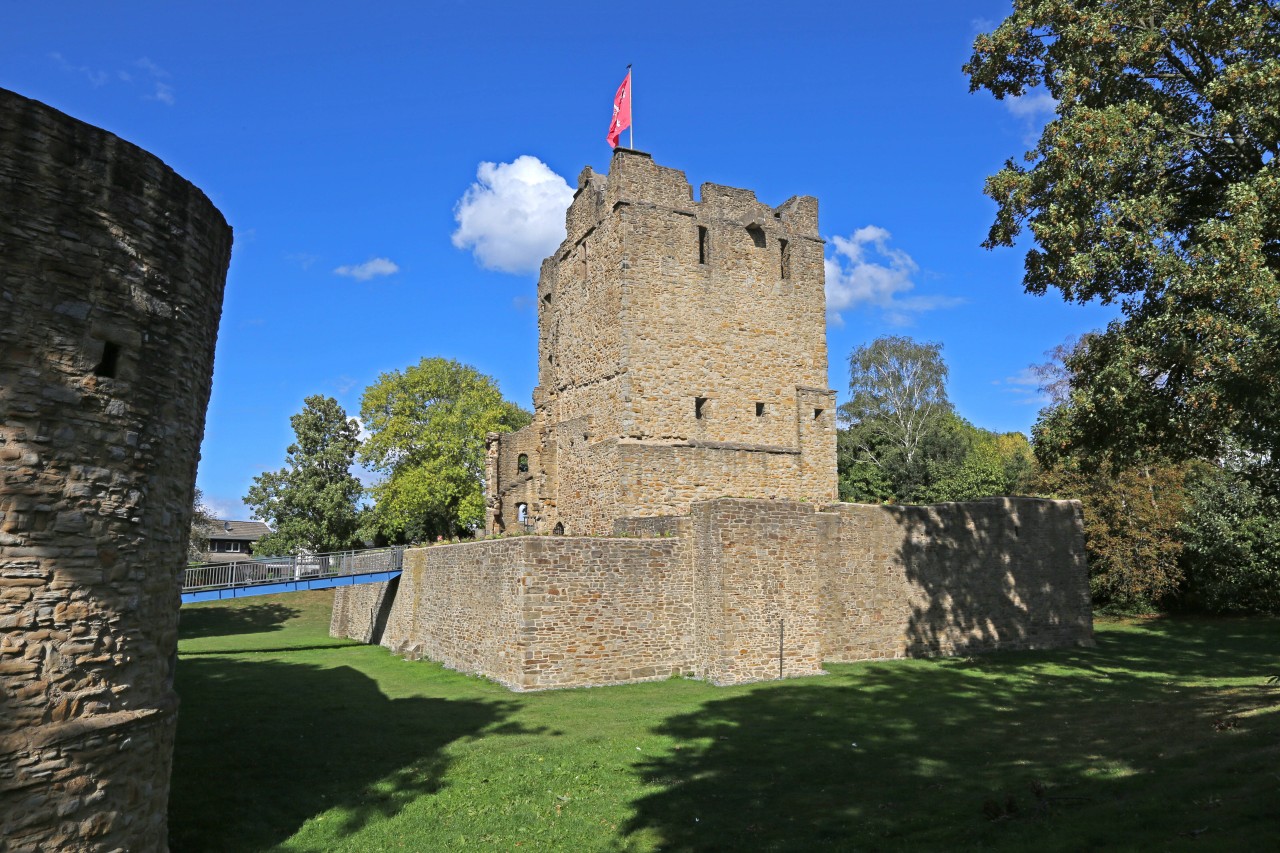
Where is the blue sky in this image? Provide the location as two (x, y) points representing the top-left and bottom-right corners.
(5, 1), (1117, 520)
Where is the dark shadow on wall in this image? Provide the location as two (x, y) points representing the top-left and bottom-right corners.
(622, 620), (1280, 851)
(369, 573), (400, 646)
(177, 601), (301, 639)
(169, 656), (522, 851)
(893, 499), (1091, 657)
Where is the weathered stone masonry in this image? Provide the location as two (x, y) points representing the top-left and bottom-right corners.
(334, 150), (1092, 690)
(485, 149), (837, 537)
(334, 496), (1091, 690)
(0, 89), (230, 852)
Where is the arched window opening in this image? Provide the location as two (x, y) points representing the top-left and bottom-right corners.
(553, 522), (565, 536)
(517, 503), (528, 524)
(517, 453), (529, 473)
(746, 224), (766, 248)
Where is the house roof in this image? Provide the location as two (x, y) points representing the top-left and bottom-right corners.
(207, 520), (271, 541)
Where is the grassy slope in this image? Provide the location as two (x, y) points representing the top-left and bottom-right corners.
(172, 591), (1280, 852)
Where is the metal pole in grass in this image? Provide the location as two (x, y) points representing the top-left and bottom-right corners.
(778, 617), (784, 679)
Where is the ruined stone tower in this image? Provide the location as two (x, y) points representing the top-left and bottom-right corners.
(486, 149), (837, 535)
(0, 89), (231, 851)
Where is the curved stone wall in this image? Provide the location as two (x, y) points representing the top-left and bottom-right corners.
(0, 88), (231, 851)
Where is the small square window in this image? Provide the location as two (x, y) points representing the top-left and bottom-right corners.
(94, 341), (121, 378)
(814, 408), (824, 419)
(755, 402), (765, 417)
(695, 397), (708, 419)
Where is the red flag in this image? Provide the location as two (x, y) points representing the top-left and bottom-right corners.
(606, 69), (632, 149)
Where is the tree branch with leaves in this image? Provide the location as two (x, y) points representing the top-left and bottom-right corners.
(967, 0), (1280, 470)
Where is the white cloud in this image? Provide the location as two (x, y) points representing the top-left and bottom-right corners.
(51, 52), (177, 104)
(1005, 89), (1056, 120)
(824, 226), (962, 325)
(334, 257), (400, 281)
(286, 252), (319, 270)
(200, 494), (240, 521)
(994, 367), (1051, 407)
(134, 57), (170, 78)
(150, 82), (175, 106)
(50, 52), (109, 87)
(451, 155), (574, 274)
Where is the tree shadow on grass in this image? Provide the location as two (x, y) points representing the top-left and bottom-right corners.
(622, 621), (1280, 852)
(170, 656), (526, 851)
(178, 602), (302, 639)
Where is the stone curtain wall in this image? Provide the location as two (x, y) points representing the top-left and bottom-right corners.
(334, 498), (1091, 691)
(690, 500), (827, 685)
(328, 577), (399, 645)
(0, 89), (231, 851)
(335, 536), (695, 690)
(818, 498), (1093, 661)
(383, 540), (527, 688)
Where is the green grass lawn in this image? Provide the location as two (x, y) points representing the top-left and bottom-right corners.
(171, 591), (1280, 851)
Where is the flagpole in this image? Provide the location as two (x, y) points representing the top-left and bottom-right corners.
(628, 64), (633, 150)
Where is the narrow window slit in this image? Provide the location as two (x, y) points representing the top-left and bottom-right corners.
(755, 402), (765, 417)
(94, 342), (121, 378)
(698, 226), (708, 265)
(780, 238), (790, 279)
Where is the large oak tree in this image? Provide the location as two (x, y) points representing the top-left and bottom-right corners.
(967, 1), (1280, 469)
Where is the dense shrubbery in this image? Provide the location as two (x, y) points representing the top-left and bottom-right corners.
(1033, 460), (1190, 613)
(1181, 462), (1280, 616)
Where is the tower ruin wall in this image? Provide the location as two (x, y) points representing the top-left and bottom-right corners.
(0, 88), (231, 852)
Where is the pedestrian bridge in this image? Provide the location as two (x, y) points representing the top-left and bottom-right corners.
(180, 546), (403, 605)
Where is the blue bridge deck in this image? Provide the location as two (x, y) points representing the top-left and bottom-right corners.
(180, 547), (403, 605)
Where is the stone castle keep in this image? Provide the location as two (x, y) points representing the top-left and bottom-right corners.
(484, 151), (835, 536)
(333, 149), (1093, 690)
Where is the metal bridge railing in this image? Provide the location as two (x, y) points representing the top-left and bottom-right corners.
(181, 546), (404, 592)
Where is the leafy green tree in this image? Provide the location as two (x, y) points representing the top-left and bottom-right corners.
(360, 358), (531, 542)
(839, 336), (959, 500)
(836, 426), (894, 503)
(923, 427), (1036, 503)
(838, 336), (1035, 503)
(244, 395), (364, 555)
(967, 1), (1280, 470)
(1035, 458), (1190, 612)
(1181, 455), (1280, 615)
(187, 487), (217, 563)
